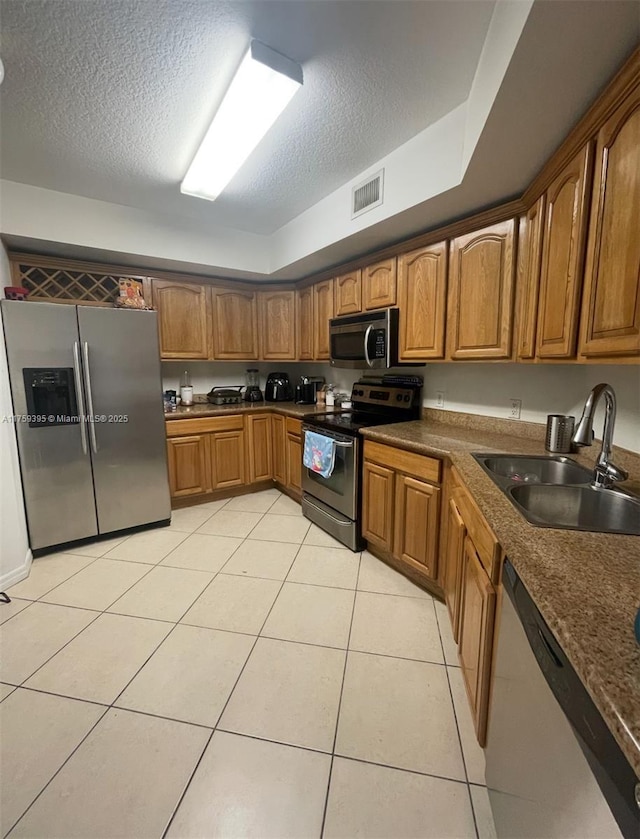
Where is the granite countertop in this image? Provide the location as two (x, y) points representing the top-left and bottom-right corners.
(360, 419), (640, 778)
(165, 401), (336, 421)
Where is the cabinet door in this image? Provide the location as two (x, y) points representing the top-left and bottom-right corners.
(335, 270), (362, 316)
(166, 435), (209, 498)
(313, 279), (335, 360)
(579, 91), (640, 358)
(210, 430), (245, 489)
(362, 461), (395, 552)
(297, 288), (314, 360)
(259, 290), (296, 360)
(516, 197), (545, 359)
(393, 475), (440, 579)
(272, 414), (287, 485)
(211, 289), (259, 359)
(398, 242), (448, 360)
(536, 144), (593, 358)
(447, 219), (516, 359)
(363, 258), (397, 310)
(443, 496), (466, 642)
(286, 432), (302, 495)
(247, 414), (272, 483)
(458, 536), (496, 747)
(153, 281), (210, 359)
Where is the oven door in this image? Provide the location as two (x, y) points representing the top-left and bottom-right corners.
(301, 425), (358, 520)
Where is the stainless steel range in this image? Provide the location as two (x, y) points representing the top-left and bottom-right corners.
(301, 378), (422, 550)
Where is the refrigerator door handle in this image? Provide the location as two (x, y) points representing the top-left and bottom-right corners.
(72, 341), (89, 456)
(82, 341), (99, 454)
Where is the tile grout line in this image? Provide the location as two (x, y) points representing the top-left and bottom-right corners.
(3, 500), (264, 839)
(161, 522), (306, 838)
(1, 493), (280, 834)
(319, 550), (363, 838)
(3, 702), (111, 837)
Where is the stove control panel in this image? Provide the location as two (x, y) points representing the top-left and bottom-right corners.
(351, 382), (420, 410)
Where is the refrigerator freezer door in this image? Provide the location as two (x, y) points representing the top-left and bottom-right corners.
(77, 307), (170, 534)
(1, 300), (98, 549)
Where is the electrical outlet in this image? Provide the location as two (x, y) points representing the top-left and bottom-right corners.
(435, 391), (445, 408)
(510, 398), (522, 420)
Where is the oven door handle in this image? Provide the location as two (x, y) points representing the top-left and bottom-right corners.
(303, 428), (354, 448)
(364, 324), (374, 368)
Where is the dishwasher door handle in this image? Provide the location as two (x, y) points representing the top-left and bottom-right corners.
(536, 626), (563, 669)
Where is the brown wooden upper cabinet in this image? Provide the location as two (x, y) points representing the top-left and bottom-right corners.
(335, 269), (362, 316)
(296, 287), (314, 360)
(398, 242), (448, 360)
(363, 257), (397, 310)
(153, 280), (211, 359)
(259, 290), (296, 360)
(536, 143), (593, 359)
(313, 279), (334, 359)
(211, 288), (259, 360)
(516, 197), (545, 360)
(579, 88), (640, 359)
(447, 219), (516, 360)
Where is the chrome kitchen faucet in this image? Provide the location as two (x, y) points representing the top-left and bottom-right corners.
(572, 383), (628, 489)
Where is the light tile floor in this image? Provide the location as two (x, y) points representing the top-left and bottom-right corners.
(1, 487), (497, 839)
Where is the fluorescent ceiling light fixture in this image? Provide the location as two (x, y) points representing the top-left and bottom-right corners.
(181, 40), (303, 201)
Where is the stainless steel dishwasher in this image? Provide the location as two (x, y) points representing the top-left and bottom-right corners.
(485, 559), (639, 839)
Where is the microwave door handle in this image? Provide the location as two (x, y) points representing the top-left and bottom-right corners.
(364, 324), (374, 367)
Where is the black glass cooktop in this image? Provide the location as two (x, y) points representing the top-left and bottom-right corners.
(303, 410), (404, 436)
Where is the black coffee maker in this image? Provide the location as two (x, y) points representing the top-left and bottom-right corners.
(265, 372), (293, 402)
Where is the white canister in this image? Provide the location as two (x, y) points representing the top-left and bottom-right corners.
(180, 385), (194, 406)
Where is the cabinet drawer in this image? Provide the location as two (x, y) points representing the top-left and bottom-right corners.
(165, 414), (244, 437)
(364, 440), (441, 484)
(286, 416), (302, 437)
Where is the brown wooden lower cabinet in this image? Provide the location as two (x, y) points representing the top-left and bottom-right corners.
(210, 430), (245, 489)
(166, 435), (209, 498)
(362, 441), (442, 583)
(362, 460), (396, 552)
(272, 414), (287, 485)
(166, 414), (246, 500)
(272, 415), (303, 498)
(438, 467), (501, 747)
(442, 493), (466, 641)
(393, 474), (440, 577)
(286, 427), (303, 497)
(458, 535), (497, 747)
(246, 414), (272, 483)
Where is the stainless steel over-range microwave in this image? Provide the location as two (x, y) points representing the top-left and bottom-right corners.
(330, 307), (408, 369)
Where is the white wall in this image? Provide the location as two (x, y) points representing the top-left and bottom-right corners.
(0, 179), (271, 277)
(419, 363), (640, 454)
(162, 361), (358, 400)
(164, 360), (640, 455)
(0, 243), (31, 588)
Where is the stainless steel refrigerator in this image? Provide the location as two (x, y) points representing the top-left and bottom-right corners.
(1, 301), (171, 550)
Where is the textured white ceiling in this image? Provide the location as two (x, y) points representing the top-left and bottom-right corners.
(0, 0), (495, 234)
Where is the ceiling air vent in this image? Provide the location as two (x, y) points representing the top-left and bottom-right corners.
(351, 169), (384, 219)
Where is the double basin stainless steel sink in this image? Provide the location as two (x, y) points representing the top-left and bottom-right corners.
(473, 454), (640, 536)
